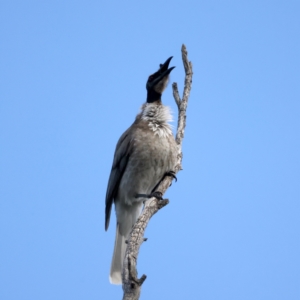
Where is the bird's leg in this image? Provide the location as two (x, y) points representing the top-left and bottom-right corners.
(150, 170), (177, 192)
(135, 171), (176, 201)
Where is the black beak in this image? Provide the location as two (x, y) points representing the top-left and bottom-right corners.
(147, 56), (175, 90)
(159, 56), (175, 76)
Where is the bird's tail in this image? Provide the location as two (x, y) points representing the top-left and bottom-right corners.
(109, 224), (127, 285)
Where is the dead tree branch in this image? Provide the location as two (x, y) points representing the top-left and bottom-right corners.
(122, 44), (193, 300)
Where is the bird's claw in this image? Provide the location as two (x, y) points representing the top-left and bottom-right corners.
(149, 191), (163, 200)
(135, 191), (163, 200)
(165, 171), (177, 182)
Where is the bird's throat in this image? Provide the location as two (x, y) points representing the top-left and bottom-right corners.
(146, 89), (161, 103)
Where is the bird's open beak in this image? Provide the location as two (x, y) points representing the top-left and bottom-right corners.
(156, 56), (175, 82)
(147, 56), (175, 90)
(159, 56), (175, 77)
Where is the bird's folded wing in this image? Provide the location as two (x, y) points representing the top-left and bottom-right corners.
(105, 127), (134, 230)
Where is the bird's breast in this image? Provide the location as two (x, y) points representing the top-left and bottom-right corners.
(117, 126), (177, 205)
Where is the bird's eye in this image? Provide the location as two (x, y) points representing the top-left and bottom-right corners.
(148, 75), (154, 81)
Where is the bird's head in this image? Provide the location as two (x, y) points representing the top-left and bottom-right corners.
(146, 56), (175, 103)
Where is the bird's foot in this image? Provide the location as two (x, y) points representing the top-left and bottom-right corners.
(165, 171), (177, 182)
(135, 191), (163, 200)
(149, 191), (163, 200)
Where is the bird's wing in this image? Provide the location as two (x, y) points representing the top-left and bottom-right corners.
(105, 127), (134, 231)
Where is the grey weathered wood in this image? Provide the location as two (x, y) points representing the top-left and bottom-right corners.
(122, 44), (193, 300)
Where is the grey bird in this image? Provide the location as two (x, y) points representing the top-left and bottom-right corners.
(105, 56), (177, 285)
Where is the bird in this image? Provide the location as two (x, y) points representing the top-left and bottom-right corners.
(105, 56), (177, 285)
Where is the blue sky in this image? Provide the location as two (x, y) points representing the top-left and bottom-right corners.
(1, 1), (299, 299)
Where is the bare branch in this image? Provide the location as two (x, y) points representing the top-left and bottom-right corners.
(122, 44), (193, 300)
(175, 44), (193, 148)
(172, 82), (181, 107)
